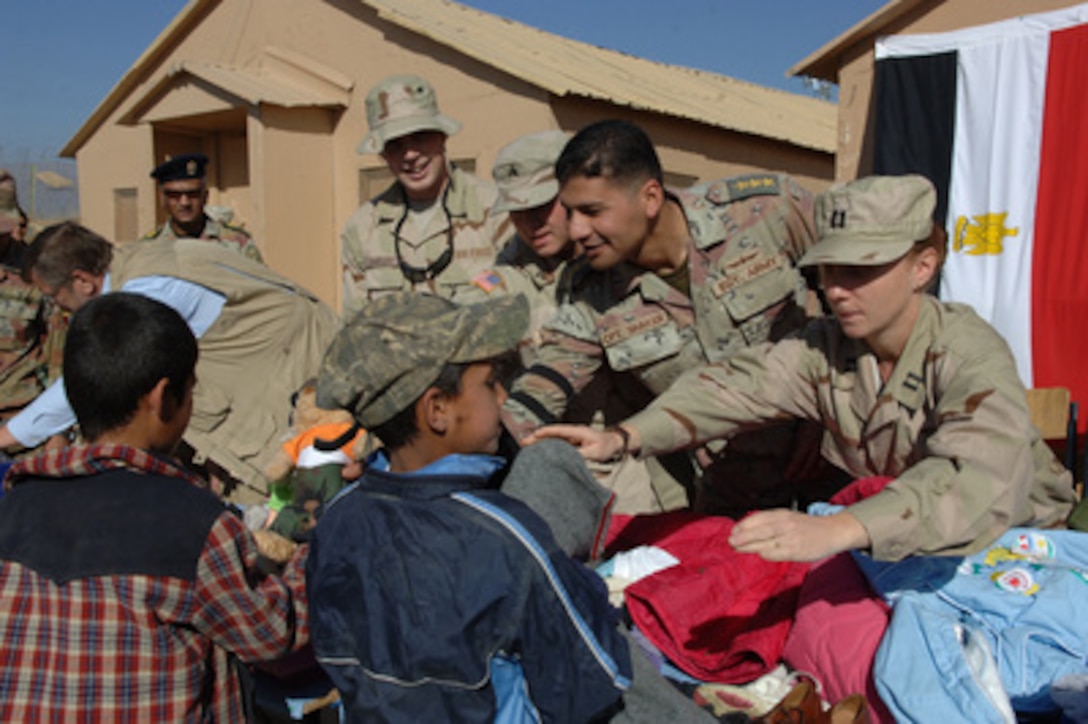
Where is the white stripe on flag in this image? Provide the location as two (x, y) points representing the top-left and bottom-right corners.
(943, 28), (1048, 386)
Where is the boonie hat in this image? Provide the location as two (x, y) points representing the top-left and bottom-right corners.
(0, 170), (23, 235)
(316, 292), (529, 428)
(799, 175), (936, 267)
(491, 130), (571, 213)
(151, 153), (208, 183)
(357, 74), (462, 154)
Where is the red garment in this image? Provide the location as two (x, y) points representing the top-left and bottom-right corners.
(606, 511), (809, 683)
(829, 475), (893, 506)
(602, 477), (896, 686)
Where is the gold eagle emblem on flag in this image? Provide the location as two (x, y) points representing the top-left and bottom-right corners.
(953, 212), (1019, 255)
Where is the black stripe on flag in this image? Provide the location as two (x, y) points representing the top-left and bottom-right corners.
(873, 50), (958, 227)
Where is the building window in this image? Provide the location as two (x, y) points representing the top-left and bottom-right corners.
(113, 188), (138, 243)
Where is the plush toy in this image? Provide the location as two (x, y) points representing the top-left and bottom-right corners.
(258, 381), (370, 541)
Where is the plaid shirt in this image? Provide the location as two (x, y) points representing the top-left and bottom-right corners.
(0, 444), (309, 721)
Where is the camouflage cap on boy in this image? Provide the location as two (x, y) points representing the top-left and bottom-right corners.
(799, 174), (936, 267)
(317, 292), (529, 428)
(491, 130), (571, 213)
(357, 74), (462, 154)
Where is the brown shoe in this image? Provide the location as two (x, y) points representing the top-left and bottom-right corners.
(828, 694), (871, 724)
(757, 678), (825, 723)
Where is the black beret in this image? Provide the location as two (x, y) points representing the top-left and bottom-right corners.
(151, 153), (208, 182)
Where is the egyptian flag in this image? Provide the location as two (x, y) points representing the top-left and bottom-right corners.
(873, 3), (1088, 424)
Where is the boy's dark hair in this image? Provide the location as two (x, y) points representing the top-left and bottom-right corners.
(64, 292), (198, 441)
(555, 119), (663, 188)
(22, 221), (113, 286)
(372, 362), (467, 451)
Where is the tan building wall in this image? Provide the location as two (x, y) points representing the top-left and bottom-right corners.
(808, 0), (1080, 181)
(71, 0), (835, 310)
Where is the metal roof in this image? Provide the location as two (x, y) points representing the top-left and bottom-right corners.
(787, 0), (928, 82)
(171, 57), (349, 107)
(61, 0), (836, 157)
(361, 0), (835, 153)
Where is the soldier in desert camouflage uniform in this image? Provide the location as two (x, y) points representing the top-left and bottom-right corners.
(0, 272), (66, 425)
(0, 170), (29, 251)
(0, 170), (66, 429)
(340, 74), (512, 317)
(529, 175), (1074, 562)
(144, 153), (263, 263)
(469, 130), (660, 513)
(504, 120), (830, 514)
(464, 130), (575, 361)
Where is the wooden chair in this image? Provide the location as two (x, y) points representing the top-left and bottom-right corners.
(1026, 387), (1080, 491)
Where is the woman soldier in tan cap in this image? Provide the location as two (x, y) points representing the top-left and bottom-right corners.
(527, 175), (1074, 563)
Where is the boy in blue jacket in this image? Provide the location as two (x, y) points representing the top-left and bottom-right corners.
(306, 292), (632, 722)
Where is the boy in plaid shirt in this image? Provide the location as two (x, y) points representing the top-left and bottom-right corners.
(0, 292), (309, 720)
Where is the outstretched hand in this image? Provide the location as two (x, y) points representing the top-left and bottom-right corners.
(522, 424), (627, 462)
(728, 508), (870, 563)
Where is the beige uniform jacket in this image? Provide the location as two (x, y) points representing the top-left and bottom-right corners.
(626, 297), (1075, 560)
(502, 174), (820, 513)
(340, 166), (513, 317)
(143, 216), (264, 263)
(505, 174), (815, 429)
(111, 240), (340, 494)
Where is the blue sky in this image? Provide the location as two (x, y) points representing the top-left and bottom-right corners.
(0, 1), (881, 162)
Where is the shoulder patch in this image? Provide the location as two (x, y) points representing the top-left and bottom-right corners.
(140, 226), (163, 240)
(705, 174), (782, 205)
(222, 220), (251, 237)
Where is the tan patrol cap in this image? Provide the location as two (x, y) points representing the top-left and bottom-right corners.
(491, 130), (571, 213)
(357, 74), (461, 154)
(799, 175), (936, 267)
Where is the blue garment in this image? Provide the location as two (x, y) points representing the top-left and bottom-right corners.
(7, 273), (226, 447)
(307, 451), (632, 723)
(854, 527), (1088, 722)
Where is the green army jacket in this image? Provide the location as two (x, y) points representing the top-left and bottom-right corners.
(626, 297), (1075, 560)
(0, 268), (66, 420)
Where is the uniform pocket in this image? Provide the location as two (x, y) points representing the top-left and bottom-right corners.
(712, 251), (797, 319)
(600, 306), (685, 371)
(362, 265), (408, 298)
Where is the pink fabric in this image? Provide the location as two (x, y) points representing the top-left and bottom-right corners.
(605, 511), (809, 683)
(781, 476), (895, 723)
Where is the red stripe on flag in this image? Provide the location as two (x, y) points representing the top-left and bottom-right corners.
(1032, 22), (1088, 432)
